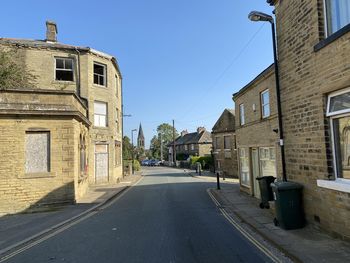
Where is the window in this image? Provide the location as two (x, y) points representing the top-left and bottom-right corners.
(259, 147), (276, 177)
(327, 89), (350, 116)
(325, 0), (350, 36)
(94, 63), (107, 86)
(79, 135), (87, 176)
(55, 58), (73, 81)
(261, 89), (270, 118)
(327, 88), (350, 179)
(239, 148), (250, 187)
(25, 131), (50, 173)
(239, 104), (245, 125)
(116, 108), (120, 132)
(184, 145), (188, 151)
(94, 101), (107, 127)
(224, 136), (231, 150)
(115, 75), (119, 97)
(215, 137), (220, 150)
(115, 141), (121, 166)
(191, 144), (195, 150)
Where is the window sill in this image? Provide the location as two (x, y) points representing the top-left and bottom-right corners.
(20, 172), (55, 179)
(93, 84), (108, 89)
(314, 23), (350, 52)
(317, 179), (350, 193)
(54, 80), (75, 83)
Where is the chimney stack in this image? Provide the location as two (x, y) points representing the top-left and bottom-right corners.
(181, 130), (188, 137)
(197, 127), (205, 134)
(46, 21), (57, 42)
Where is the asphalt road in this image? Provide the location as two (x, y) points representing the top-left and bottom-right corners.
(5, 167), (273, 263)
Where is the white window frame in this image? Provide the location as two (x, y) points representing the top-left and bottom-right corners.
(93, 62), (107, 87)
(55, 57), (74, 82)
(261, 89), (270, 118)
(191, 144), (195, 150)
(239, 104), (245, 125)
(318, 88), (350, 193)
(94, 101), (108, 127)
(326, 87), (350, 117)
(323, 0), (350, 37)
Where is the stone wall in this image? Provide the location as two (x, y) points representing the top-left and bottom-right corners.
(234, 65), (281, 195)
(273, 0), (350, 239)
(0, 118), (77, 214)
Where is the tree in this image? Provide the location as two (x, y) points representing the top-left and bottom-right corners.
(122, 136), (132, 160)
(150, 123), (178, 160)
(0, 49), (36, 89)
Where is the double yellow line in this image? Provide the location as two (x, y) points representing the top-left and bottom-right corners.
(207, 189), (283, 263)
(0, 176), (145, 262)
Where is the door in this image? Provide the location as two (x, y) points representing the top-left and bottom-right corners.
(95, 144), (109, 184)
(252, 148), (261, 199)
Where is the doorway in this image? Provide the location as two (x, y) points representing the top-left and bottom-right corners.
(252, 148), (261, 198)
(95, 144), (109, 184)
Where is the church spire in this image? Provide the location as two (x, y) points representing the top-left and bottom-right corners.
(137, 123), (145, 149)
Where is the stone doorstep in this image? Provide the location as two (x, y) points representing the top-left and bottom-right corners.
(211, 188), (350, 263)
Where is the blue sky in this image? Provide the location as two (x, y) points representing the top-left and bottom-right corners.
(1, 0), (274, 148)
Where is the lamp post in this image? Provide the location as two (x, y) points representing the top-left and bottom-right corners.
(248, 11), (287, 182)
(131, 129), (137, 175)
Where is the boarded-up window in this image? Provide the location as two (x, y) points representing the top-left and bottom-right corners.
(25, 132), (50, 173)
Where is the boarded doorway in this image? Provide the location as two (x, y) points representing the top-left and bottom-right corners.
(95, 144), (109, 184)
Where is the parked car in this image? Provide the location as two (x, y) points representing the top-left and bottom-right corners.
(141, 160), (150, 166)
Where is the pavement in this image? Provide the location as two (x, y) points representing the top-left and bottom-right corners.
(0, 172), (143, 257)
(187, 169), (350, 263)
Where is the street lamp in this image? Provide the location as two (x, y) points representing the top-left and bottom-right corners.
(248, 11), (287, 182)
(131, 129), (137, 175)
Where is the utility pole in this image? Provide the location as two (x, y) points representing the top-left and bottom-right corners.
(131, 129), (137, 174)
(173, 119), (176, 166)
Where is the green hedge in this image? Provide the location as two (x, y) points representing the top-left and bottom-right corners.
(133, 160), (141, 171)
(190, 156), (213, 169)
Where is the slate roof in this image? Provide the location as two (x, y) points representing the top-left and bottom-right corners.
(0, 38), (121, 74)
(168, 129), (212, 146)
(212, 109), (235, 133)
(0, 38), (90, 51)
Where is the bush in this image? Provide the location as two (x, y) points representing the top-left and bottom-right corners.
(133, 160), (141, 171)
(190, 156), (213, 170)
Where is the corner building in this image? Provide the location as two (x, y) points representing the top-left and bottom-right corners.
(0, 21), (122, 214)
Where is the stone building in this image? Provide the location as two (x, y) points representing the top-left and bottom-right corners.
(233, 64), (281, 197)
(0, 21), (122, 214)
(211, 109), (238, 178)
(267, 0), (350, 238)
(137, 123), (145, 150)
(169, 127), (212, 161)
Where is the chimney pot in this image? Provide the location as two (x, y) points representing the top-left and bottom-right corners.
(46, 20), (58, 42)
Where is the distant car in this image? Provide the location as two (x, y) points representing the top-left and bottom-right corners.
(149, 159), (156, 166)
(141, 160), (150, 166)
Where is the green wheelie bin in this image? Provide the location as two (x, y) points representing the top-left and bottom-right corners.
(256, 176), (275, 209)
(271, 181), (304, 230)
